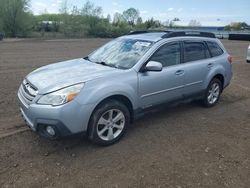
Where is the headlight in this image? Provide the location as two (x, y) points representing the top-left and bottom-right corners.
(37, 83), (84, 106)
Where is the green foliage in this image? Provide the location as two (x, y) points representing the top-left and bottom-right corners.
(111, 22), (132, 37)
(224, 25), (231, 31)
(0, 0), (34, 37)
(0, 17), (3, 31)
(144, 18), (161, 29)
(224, 22), (250, 31)
(0, 0), (164, 38)
(0, 0), (249, 38)
(34, 1), (155, 38)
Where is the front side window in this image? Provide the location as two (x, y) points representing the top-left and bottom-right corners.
(150, 42), (181, 67)
(206, 41), (224, 57)
(184, 42), (209, 62)
(88, 38), (153, 69)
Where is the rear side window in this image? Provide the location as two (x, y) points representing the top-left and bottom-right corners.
(206, 41), (224, 57)
(184, 42), (209, 62)
(150, 42), (181, 67)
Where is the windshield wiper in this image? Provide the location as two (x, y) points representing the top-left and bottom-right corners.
(83, 56), (91, 61)
(94, 61), (117, 68)
(84, 57), (124, 69)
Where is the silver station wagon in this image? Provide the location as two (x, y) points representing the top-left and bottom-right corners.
(18, 31), (233, 145)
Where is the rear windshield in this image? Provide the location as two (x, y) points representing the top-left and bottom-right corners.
(206, 41), (224, 57)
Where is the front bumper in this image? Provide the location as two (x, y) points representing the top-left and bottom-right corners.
(19, 107), (72, 138)
(18, 89), (95, 139)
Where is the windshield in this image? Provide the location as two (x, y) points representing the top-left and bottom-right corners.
(88, 38), (153, 69)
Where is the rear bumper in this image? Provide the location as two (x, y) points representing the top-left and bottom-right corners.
(224, 70), (233, 89)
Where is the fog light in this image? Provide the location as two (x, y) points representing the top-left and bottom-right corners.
(46, 126), (55, 136)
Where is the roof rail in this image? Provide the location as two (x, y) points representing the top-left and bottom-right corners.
(128, 30), (169, 35)
(128, 30), (216, 39)
(162, 31), (216, 38)
(128, 30), (149, 35)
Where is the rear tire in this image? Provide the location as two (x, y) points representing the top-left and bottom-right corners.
(88, 99), (130, 146)
(202, 78), (222, 108)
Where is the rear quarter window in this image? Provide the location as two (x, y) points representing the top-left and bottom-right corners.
(206, 41), (224, 57)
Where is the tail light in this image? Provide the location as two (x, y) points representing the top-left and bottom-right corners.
(228, 55), (233, 64)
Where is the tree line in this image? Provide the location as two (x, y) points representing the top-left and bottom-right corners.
(0, 0), (249, 38)
(0, 0), (166, 38)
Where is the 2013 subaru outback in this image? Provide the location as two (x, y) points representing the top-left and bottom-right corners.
(18, 31), (233, 145)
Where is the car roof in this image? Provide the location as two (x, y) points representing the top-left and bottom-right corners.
(121, 32), (166, 42)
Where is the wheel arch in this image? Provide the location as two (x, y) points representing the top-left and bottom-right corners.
(87, 94), (135, 134)
(204, 66), (226, 90)
(212, 74), (224, 88)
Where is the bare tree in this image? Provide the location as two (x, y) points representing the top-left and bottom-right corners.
(81, 0), (102, 17)
(123, 8), (139, 25)
(188, 20), (201, 27)
(59, 0), (68, 14)
(113, 12), (125, 25)
(106, 14), (111, 23)
(136, 17), (143, 25)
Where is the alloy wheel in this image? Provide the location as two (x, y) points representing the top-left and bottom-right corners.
(97, 109), (125, 141)
(207, 82), (220, 104)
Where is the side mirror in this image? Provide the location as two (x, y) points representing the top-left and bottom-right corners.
(145, 61), (163, 72)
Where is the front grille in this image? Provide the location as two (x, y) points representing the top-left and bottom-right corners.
(18, 80), (38, 106)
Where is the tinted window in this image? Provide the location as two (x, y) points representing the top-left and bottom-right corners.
(184, 42), (208, 62)
(206, 41), (224, 57)
(150, 42), (181, 67)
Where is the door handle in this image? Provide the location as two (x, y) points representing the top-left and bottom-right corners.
(175, 70), (184, 75)
(208, 63), (214, 68)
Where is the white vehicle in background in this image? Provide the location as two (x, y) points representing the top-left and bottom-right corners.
(247, 45), (250, 63)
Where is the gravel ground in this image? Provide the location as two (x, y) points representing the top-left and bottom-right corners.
(0, 38), (250, 188)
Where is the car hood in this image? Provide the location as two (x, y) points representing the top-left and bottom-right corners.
(26, 58), (121, 94)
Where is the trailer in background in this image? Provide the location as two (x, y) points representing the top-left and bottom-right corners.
(229, 34), (250, 41)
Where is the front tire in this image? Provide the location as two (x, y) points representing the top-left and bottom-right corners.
(88, 99), (130, 146)
(202, 78), (222, 108)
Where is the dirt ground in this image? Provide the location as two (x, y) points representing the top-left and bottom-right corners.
(0, 38), (250, 188)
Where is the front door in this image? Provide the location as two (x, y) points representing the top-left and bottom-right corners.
(138, 42), (185, 108)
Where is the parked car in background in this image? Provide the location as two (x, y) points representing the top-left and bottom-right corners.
(247, 45), (250, 63)
(0, 32), (4, 40)
(17, 31), (233, 145)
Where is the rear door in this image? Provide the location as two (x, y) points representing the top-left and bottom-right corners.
(181, 40), (213, 97)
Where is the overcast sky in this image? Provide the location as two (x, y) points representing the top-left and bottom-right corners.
(31, 0), (250, 26)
